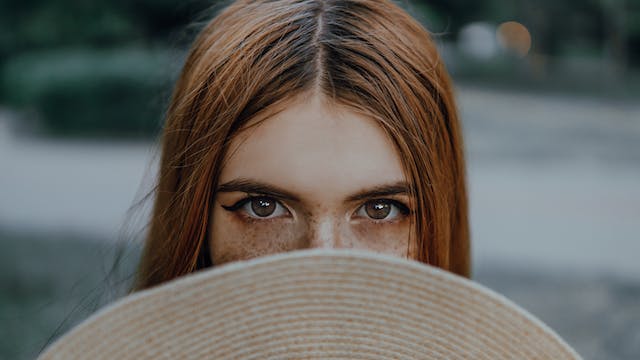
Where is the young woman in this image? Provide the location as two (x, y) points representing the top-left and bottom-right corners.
(134, 0), (470, 291)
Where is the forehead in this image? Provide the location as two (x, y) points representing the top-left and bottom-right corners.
(218, 95), (406, 201)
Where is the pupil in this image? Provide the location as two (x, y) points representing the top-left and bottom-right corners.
(251, 197), (276, 217)
(365, 201), (390, 219)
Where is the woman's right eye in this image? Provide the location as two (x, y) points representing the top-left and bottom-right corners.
(223, 196), (290, 219)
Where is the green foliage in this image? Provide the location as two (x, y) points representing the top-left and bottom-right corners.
(0, 0), (220, 138)
(0, 0), (137, 57)
(0, 0), (218, 58)
(2, 47), (180, 138)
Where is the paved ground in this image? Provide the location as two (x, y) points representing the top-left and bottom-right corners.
(474, 264), (640, 360)
(0, 114), (158, 237)
(1, 86), (639, 359)
(458, 86), (640, 279)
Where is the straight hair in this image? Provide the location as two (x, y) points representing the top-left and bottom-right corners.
(135, 0), (470, 290)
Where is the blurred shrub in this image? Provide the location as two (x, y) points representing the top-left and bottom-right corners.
(0, 0), (217, 59)
(1, 47), (181, 138)
(0, 0), (138, 57)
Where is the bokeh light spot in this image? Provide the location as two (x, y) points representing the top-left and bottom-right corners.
(458, 22), (499, 60)
(497, 21), (532, 57)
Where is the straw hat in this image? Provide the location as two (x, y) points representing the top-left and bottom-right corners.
(39, 249), (582, 359)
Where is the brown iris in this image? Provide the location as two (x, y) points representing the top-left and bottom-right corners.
(365, 200), (391, 219)
(251, 197), (276, 217)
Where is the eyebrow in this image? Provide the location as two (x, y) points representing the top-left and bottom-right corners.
(215, 178), (411, 203)
(345, 181), (411, 202)
(216, 178), (301, 202)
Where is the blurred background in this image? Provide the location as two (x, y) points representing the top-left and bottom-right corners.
(1, 0), (639, 359)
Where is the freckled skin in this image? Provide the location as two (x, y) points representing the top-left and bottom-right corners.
(350, 219), (411, 256)
(209, 93), (413, 267)
(211, 200), (304, 264)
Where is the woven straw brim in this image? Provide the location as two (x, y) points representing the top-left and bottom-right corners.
(39, 249), (582, 359)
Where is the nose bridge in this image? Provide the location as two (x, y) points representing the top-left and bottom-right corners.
(307, 215), (346, 249)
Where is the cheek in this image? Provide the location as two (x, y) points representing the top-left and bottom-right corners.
(351, 219), (411, 257)
(209, 207), (302, 265)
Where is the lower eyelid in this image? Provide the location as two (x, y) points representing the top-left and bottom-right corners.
(237, 213), (285, 224)
(372, 213), (409, 223)
(353, 217), (409, 229)
(351, 214), (408, 227)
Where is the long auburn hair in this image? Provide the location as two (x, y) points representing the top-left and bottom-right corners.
(134, 0), (470, 290)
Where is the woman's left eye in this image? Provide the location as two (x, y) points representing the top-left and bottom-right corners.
(355, 199), (409, 221)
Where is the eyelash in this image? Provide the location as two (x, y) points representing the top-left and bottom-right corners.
(221, 195), (411, 223)
(355, 199), (411, 224)
(221, 196), (289, 223)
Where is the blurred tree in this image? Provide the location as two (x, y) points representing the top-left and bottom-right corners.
(629, 0), (640, 66)
(124, 0), (221, 45)
(415, 0), (485, 33)
(0, 0), (218, 59)
(0, 0), (137, 57)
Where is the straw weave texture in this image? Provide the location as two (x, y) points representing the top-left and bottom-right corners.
(39, 249), (582, 359)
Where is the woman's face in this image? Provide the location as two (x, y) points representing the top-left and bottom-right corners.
(209, 94), (413, 266)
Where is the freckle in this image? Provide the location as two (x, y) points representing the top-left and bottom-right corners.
(352, 221), (411, 257)
(295, 218), (312, 248)
(234, 223), (301, 260)
(353, 224), (376, 241)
